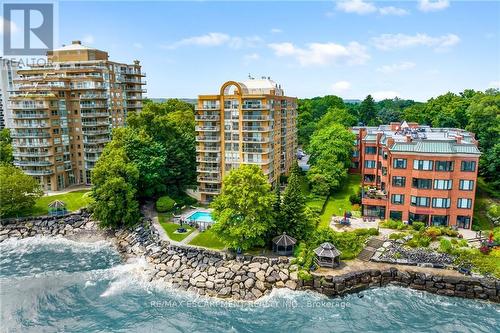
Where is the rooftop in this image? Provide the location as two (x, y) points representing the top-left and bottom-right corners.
(240, 77), (284, 96)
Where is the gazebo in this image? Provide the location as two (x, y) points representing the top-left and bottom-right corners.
(272, 232), (297, 256)
(314, 242), (341, 268)
(48, 200), (68, 216)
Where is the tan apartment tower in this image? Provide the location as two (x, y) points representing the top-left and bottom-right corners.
(196, 78), (298, 203)
(10, 40), (146, 191)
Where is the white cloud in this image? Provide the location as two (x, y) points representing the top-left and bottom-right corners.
(0, 17), (18, 35)
(270, 28), (282, 33)
(372, 33), (460, 51)
(371, 91), (401, 100)
(376, 61), (416, 74)
(82, 35), (94, 44)
(268, 41), (370, 67)
(133, 42), (143, 49)
(164, 32), (261, 49)
(379, 6), (409, 16)
(331, 81), (352, 93)
(336, 1), (408, 16)
(488, 81), (500, 89)
(243, 53), (260, 65)
(418, 0), (450, 12)
(336, 0), (376, 14)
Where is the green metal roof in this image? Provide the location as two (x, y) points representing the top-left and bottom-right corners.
(362, 134), (377, 142)
(390, 141), (481, 155)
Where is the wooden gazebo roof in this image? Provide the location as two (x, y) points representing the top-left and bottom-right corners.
(314, 242), (341, 258)
(272, 232), (297, 247)
(48, 200), (66, 208)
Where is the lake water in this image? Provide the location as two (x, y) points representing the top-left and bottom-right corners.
(1, 236), (498, 332)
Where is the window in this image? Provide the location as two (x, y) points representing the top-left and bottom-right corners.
(364, 160), (376, 169)
(461, 160), (476, 172)
(364, 174), (375, 182)
(412, 178), (432, 189)
(457, 198), (472, 209)
(457, 216), (471, 229)
(365, 146), (377, 155)
(393, 158), (407, 169)
(382, 167), (387, 176)
(433, 179), (452, 190)
(390, 211), (402, 221)
(391, 194), (405, 205)
(432, 198), (451, 208)
(392, 176), (406, 187)
(431, 215), (449, 226)
(352, 150), (359, 157)
(459, 180), (474, 191)
(435, 161), (454, 171)
(413, 160), (433, 171)
(411, 196), (430, 207)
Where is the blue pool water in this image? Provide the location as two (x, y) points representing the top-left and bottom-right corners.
(1, 236), (499, 332)
(187, 211), (214, 223)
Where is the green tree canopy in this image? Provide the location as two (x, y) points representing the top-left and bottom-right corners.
(0, 165), (43, 217)
(211, 165), (276, 250)
(358, 95), (377, 126)
(0, 129), (13, 165)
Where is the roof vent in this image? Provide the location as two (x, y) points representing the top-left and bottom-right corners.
(72, 40), (81, 45)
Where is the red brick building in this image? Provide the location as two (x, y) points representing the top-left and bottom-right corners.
(350, 122), (480, 229)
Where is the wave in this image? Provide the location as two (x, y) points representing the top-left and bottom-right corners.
(0, 235), (114, 254)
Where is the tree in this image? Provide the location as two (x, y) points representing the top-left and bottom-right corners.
(359, 95), (377, 126)
(280, 163), (316, 240)
(0, 129), (13, 165)
(0, 165), (43, 217)
(316, 107), (357, 129)
(91, 148), (140, 228)
(307, 123), (355, 194)
(211, 165), (276, 250)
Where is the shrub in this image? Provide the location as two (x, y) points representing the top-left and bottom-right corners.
(156, 196), (176, 212)
(424, 227), (442, 240)
(380, 219), (408, 230)
(406, 233), (431, 248)
(349, 189), (361, 205)
(441, 227), (459, 237)
(353, 228), (379, 236)
(389, 232), (407, 240)
(298, 270), (313, 281)
(458, 239), (469, 247)
(412, 222), (425, 232)
(439, 238), (453, 254)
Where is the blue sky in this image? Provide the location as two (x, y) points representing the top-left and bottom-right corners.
(4, 1), (500, 100)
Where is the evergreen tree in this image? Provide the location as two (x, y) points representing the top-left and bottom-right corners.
(359, 95), (377, 126)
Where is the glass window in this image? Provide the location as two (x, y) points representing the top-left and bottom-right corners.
(432, 198), (451, 208)
(413, 160), (433, 171)
(352, 150), (359, 157)
(435, 161), (454, 171)
(459, 180), (474, 191)
(392, 176), (406, 187)
(393, 158), (407, 169)
(433, 179), (452, 190)
(457, 198), (472, 209)
(411, 196), (430, 207)
(390, 211), (402, 221)
(364, 160), (376, 169)
(457, 216), (471, 229)
(391, 194), (405, 204)
(431, 215), (449, 226)
(412, 178), (432, 189)
(365, 146), (377, 155)
(461, 160), (476, 172)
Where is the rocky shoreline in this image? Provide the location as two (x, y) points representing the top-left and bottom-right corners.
(1, 211), (498, 303)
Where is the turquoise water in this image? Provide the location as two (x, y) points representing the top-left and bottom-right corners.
(187, 211), (214, 223)
(1, 236), (499, 332)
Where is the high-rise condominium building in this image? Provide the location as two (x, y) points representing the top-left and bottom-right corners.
(351, 122), (480, 229)
(196, 78), (298, 203)
(10, 41), (146, 191)
(0, 58), (20, 129)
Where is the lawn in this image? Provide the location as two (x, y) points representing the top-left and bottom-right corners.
(188, 228), (225, 250)
(160, 222), (195, 242)
(22, 190), (93, 217)
(319, 174), (361, 227)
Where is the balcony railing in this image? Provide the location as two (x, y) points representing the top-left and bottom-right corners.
(196, 156), (220, 163)
(84, 156), (100, 162)
(14, 123), (50, 128)
(12, 113), (49, 119)
(242, 147), (271, 153)
(242, 137), (270, 143)
(10, 103), (49, 110)
(22, 169), (54, 175)
(198, 176), (221, 183)
(195, 115), (220, 121)
(14, 151), (53, 157)
(199, 187), (221, 194)
(242, 115), (272, 121)
(125, 87), (147, 93)
(242, 126), (271, 132)
(242, 158), (270, 164)
(11, 132), (50, 138)
(195, 126), (220, 132)
(196, 136), (220, 142)
(14, 160), (52, 167)
(196, 146), (221, 152)
(82, 121), (110, 127)
(195, 105), (220, 110)
(78, 94), (108, 100)
(196, 166), (220, 173)
(242, 104), (270, 110)
(81, 112), (110, 118)
(84, 147), (105, 153)
(83, 129), (109, 136)
(84, 138), (110, 144)
(15, 142), (51, 148)
(80, 103), (108, 109)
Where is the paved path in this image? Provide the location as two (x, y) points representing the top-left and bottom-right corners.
(45, 185), (91, 196)
(357, 237), (385, 261)
(180, 229), (200, 244)
(142, 202), (172, 243)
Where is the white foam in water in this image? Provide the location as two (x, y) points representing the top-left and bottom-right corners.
(0, 235), (113, 254)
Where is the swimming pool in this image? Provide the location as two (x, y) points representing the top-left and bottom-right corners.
(187, 211), (214, 223)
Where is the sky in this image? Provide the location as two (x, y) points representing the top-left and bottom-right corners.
(2, 0), (500, 101)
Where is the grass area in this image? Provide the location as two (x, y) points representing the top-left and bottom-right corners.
(160, 222), (195, 242)
(319, 174), (362, 228)
(188, 228), (225, 250)
(22, 190), (92, 217)
(473, 178), (499, 231)
(300, 175), (327, 211)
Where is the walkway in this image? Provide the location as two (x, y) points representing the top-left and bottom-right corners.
(142, 202), (170, 243)
(357, 237), (385, 261)
(45, 185), (91, 196)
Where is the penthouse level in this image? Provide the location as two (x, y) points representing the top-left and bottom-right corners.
(351, 121), (480, 229)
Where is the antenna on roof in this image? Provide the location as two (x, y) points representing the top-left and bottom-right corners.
(248, 73), (254, 80)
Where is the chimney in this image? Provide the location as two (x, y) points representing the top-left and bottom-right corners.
(456, 135), (463, 144)
(72, 40), (82, 45)
(406, 134), (412, 143)
(387, 138), (395, 148)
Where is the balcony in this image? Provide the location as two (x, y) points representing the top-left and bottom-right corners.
(10, 103), (49, 110)
(126, 96), (145, 100)
(242, 115), (272, 121)
(84, 137), (110, 144)
(242, 104), (269, 110)
(196, 146), (220, 152)
(362, 188), (388, 205)
(242, 158), (270, 165)
(242, 126), (271, 132)
(12, 113), (49, 119)
(80, 103), (108, 109)
(15, 142), (51, 148)
(242, 136), (270, 143)
(198, 176), (221, 183)
(125, 87), (147, 93)
(81, 121), (110, 127)
(195, 115), (220, 121)
(23, 169), (54, 176)
(84, 155), (100, 162)
(242, 147), (271, 153)
(14, 160), (52, 167)
(196, 166), (220, 173)
(199, 187), (221, 194)
(14, 151), (53, 157)
(83, 129), (109, 136)
(84, 147), (104, 153)
(78, 94), (108, 100)
(195, 105), (220, 111)
(195, 126), (220, 132)
(14, 123), (50, 128)
(196, 136), (220, 142)
(81, 112), (110, 118)
(196, 156), (220, 163)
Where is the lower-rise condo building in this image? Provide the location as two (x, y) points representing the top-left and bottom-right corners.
(351, 122), (480, 229)
(196, 78), (298, 203)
